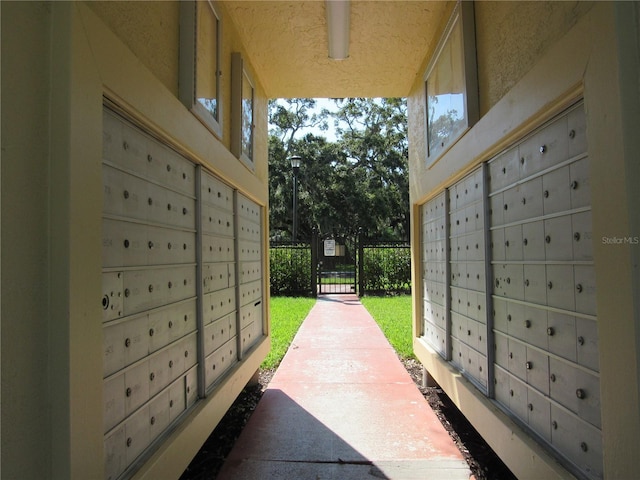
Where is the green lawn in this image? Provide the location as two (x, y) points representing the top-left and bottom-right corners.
(262, 297), (316, 369)
(361, 295), (414, 360)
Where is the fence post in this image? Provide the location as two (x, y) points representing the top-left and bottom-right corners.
(358, 229), (364, 297)
(311, 228), (318, 297)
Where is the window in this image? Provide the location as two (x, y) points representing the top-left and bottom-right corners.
(231, 52), (255, 168)
(424, 1), (478, 166)
(179, 0), (222, 138)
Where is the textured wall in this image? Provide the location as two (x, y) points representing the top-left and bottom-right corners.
(475, 1), (594, 115)
(87, 1), (180, 96)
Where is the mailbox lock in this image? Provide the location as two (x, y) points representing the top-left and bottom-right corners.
(526, 361), (533, 370)
(547, 327), (555, 336)
(170, 400), (174, 408)
(125, 387), (132, 397)
(510, 389), (514, 397)
(552, 421), (558, 430)
(149, 372), (155, 381)
(571, 180), (579, 190)
(168, 242), (172, 250)
(168, 321), (173, 329)
(524, 319), (531, 328)
(507, 314), (512, 322)
(123, 190), (129, 199)
(183, 207), (188, 215)
(148, 197), (153, 206)
(168, 281), (173, 289)
(102, 295), (110, 310)
(124, 288), (130, 298)
(528, 403), (533, 412)
(545, 235), (551, 244)
(540, 145), (547, 154)
(184, 350), (189, 358)
(543, 190), (549, 198)
(149, 328), (154, 337)
(581, 442), (588, 452)
(578, 336), (585, 346)
(576, 388), (586, 399)
(574, 232), (581, 241)
(166, 164), (172, 172)
(569, 129), (576, 139)
(124, 239), (130, 248)
(502, 167), (506, 174)
(169, 360), (173, 368)
(525, 279), (530, 287)
(523, 238), (528, 246)
(576, 284), (583, 293)
(124, 338), (130, 348)
(505, 240), (510, 247)
(123, 141), (129, 151)
(126, 437), (132, 448)
(521, 197), (527, 205)
(547, 281), (553, 290)
(150, 416), (156, 426)
(167, 203), (172, 211)
(148, 284), (153, 293)
(148, 241), (154, 249)
(520, 157), (525, 165)
(550, 373), (557, 382)
(509, 352), (513, 359)
(147, 154), (153, 162)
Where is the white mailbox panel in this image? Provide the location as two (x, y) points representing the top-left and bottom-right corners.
(201, 173), (233, 212)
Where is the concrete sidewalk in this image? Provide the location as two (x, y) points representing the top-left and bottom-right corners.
(216, 295), (471, 480)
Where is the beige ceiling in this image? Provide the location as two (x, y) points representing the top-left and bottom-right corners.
(222, 1), (452, 99)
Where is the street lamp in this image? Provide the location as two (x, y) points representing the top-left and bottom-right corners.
(289, 155), (302, 243)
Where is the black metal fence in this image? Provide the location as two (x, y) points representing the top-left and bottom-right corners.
(269, 235), (411, 297)
(358, 240), (411, 295)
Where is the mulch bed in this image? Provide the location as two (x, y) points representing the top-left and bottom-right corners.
(180, 362), (516, 480)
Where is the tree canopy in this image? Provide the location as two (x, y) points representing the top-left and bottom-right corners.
(268, 98), (409, 241)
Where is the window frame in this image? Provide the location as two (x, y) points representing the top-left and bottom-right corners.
(231, 52), (255, 169)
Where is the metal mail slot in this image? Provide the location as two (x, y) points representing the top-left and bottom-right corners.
(508, 337), (527, 382)
(200, 172), (234, 212)
(450, 262), (466, 288)
(491, 228), (505, 261)
(422, 192), (446, 224)
(201, 203), (235, 237)
(202, 234), (235, 263)
(238, 216), (262, 242)
(574, 265), (597, 316)
(571, 211), (594, 261)
(237, 193), (261, 222)
(544, 215), (574, 261)
(104, 374), (126, 433)
(148, 350), (170, 398)
(124, 361), (150, 416)
(493, 365), (512, 410)
(569, 157), (591, 209)
(522, 220), (545, 261)
(526, 386), (552, 442)
(522, 305), (549, 350)
(185, 367), (198, 408)
(202, 287), (236, 324)
(122, 314), (150, 369)
(542, 165), (571, 215)
(424, 301), (446, 329)
(525, 346), (550, 395)
(503, 177), (543, 224)
(451, 337), (463, 370)
(567, 105), (588, 158)
(451, 287), (468, 317)
(104, 424), (126, 480)
(238, 239), (262, 262)
(204, 314), (233, 356)
(241, 323), (259, 354)
(504, 224), (523, 261)
(148, 299), (197, 353)
(545, 265), (575, 311)
(103, 320), (126, 378)
(489, 148), (520, 192)
(148, 389), (171, 446)
(493, 263), (524, 300)
(205, 337), (238, 388)
(467, 290), (487, 324)
(466, 202), (484, 233)
(124, 404), (150, 465)
(102, 271), (124, 322)
(122, 266), (196, 317)
(549, 357), (601, 428)
(168, 376), (186, 422)
(240, 261), (262, 284)
(519, 115), (569, 178)
(240, 300), (263, 331)
(202, 262), (233, 294)
(239, 279), (262, 307)
(550, 404), (603, 479)
(102, 218), (196, 268)
(523, 264), (547, 305)
(576, 317), (599, 371)
(547, 310), (577, 363)
(489, 192), (504, 226)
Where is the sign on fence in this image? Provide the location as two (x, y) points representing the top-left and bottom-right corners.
(324, 239), (336, 256)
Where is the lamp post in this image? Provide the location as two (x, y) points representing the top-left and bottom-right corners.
(289, 155), (302, 243)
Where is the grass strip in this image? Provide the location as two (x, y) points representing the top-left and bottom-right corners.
(262, 296), (316, 369)
(361, 295), (415, 360)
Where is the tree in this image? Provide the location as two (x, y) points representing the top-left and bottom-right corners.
(268, 98), (409, 241)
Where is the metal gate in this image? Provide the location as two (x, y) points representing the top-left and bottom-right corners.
(317, 234), (357, 294)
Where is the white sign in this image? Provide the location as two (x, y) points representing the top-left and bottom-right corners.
(324, 239), (336, 256)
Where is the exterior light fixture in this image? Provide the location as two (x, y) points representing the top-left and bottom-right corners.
(289, 156), (302, 242)
(326, 0), (350, 60)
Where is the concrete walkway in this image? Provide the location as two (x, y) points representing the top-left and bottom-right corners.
(216, 295), (472, 480)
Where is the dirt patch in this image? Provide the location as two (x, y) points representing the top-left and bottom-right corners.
(180, 362), (515, 480)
